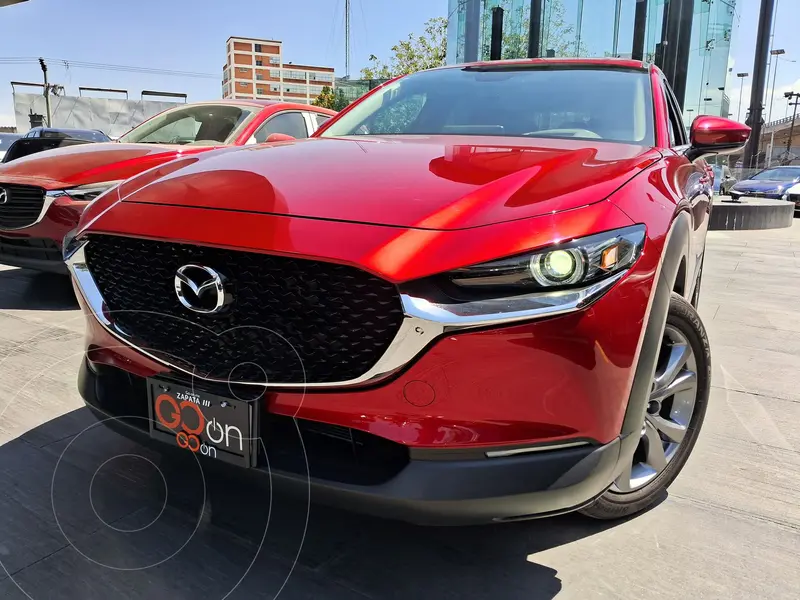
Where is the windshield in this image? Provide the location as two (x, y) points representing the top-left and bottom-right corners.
(321, 66), (654, 145)
(0, 134), (20, 150)
(119, 104), (257, 145)
(751, 167), (800, 181)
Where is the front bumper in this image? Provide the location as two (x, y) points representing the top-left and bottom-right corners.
(0, 195), (83, 273)
(79, 358), (624, 525)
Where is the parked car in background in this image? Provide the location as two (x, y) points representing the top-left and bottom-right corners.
(67, 59), (749, 525)
(711, 164), (736, 195)
(781, 182), (800, 212)
(2, 128), (111, 163)
(729, 165), (800, 201)
(0, 101), (335, 273)
(0, 132), (22, 162)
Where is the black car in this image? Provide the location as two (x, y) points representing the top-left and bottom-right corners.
(2, 127), (111, 163)
(729, 166), (800, 201)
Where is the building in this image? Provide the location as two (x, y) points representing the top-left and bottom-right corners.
(222, 37), (335, 105)
(335, 77), (389, 104)
(446, 0), (740, 128)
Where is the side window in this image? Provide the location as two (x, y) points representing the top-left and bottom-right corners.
(253, 112), (308, 142)
(662, 80), (687, 147)
(313, 114), (331, 129)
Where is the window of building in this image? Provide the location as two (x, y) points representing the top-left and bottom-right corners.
(253, 112), (309, 142)
(257, 87), (266, 95)
(270, 69), (280, 79)
(256, 60), (263, 66)
(284, 85), (307, 95)
(271, 84), (280, 92)
(237, 67), (248, 74)
(256, 73), (264, 80)
(270, 56), (280, 65)
(255, 43), (262, 52)
(286, 70), (306, 81)
(310, 72), (333, 83)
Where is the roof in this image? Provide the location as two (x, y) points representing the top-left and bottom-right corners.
(444, 57), (649, 71)
(227, 36), (282, 44)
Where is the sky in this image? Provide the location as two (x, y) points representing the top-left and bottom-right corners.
(0, 0), (798, 129)
(727, 0), (800, 125)
(0, 0), (447, 127)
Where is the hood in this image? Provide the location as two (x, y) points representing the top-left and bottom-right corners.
(732, 179), (792, 193)
(114, 136), (661, 231)
(0, 142), (219, 190)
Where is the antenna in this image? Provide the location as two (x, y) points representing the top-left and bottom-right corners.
(345, 0), (351, 79)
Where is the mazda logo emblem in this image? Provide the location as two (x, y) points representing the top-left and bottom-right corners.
(174, 264), (231, 314)
(0, 188), (8, 205)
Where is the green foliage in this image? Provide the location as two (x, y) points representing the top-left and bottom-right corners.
(333, 89), (350, 111)
(311, 86), (336, 110)
(479, 0), (585, 61)
(360, 17), (447, 79)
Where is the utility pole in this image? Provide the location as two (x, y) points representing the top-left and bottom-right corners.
(345, 0), (351, 79)
(38, 57), (51, 127)
(784, 91), (800, 164)
(743, 0), (777, 169)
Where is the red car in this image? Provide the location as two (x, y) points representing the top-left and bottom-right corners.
(0, 100), (335, 273)
(66, 59), (749, 525)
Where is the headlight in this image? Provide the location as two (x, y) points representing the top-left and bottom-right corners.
(59, 180), (123, 202)
(449, 225), (645, 292)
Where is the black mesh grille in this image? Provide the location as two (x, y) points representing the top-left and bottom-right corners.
(0, 184), (46, 229)
(83, 235), (405, 384)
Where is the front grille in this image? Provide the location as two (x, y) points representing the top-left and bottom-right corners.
(83, 235), (405, 384)
(788, 193), (800, 206)
(0, 236), (62, 261)
(0, 184), (46, 229)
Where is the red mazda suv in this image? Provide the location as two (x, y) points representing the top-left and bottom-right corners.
(67, 59), (749, 525)
(0, 100), (335, 273)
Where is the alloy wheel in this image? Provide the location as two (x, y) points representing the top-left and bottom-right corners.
(613, 325), (698, 493)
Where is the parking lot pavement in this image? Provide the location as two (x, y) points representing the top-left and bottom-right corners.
(0, 225), (799, 600)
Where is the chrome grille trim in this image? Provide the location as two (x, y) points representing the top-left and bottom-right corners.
(67, 239), (624, 389)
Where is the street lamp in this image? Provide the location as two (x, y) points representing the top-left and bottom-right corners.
(737, 73), (749, 123)
(767, 49), (787, 124)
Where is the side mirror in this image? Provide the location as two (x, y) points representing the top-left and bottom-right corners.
(687, 115), (750, 161)
(265, 133), (296, 143)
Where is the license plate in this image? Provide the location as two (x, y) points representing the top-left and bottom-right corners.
(147, 378), (259, 468)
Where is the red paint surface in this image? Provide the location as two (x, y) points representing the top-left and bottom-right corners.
(0, 102), (335, 246)
(74, 63), (736, 450)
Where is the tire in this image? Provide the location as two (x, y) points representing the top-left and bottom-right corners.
(580, 292), (711, 520)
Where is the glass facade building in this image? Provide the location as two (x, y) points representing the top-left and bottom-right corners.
(446, 0), (739, 127)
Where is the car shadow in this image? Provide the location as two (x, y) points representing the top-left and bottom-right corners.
(0, 408), (658, 599)
(0, 268), (78, 311)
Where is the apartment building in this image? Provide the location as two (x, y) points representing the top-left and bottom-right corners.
(222, 37), (335, 104)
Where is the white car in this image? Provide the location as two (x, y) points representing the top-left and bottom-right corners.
(782, 182), (800, 211)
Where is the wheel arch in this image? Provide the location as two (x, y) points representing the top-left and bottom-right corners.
(615, 211), (693, 466)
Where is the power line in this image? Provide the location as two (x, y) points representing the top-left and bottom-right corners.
(0, 56), (219, 79)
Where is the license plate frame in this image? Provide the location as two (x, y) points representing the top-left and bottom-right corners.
(146, 378), (259, 468)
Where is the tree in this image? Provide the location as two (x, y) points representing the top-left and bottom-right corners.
(360, 17), (447, 79)
(479, 0), (585, 61)
(333, 89), (350, 111)
(312, 86), (336, 110)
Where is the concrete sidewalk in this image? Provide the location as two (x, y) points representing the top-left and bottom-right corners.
(0, 224), (798, 599)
